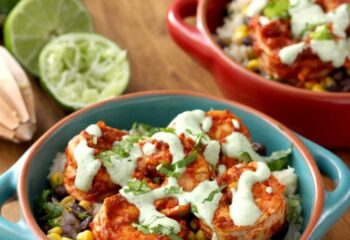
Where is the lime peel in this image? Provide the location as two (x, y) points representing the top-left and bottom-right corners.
(4, 0), (94, 75)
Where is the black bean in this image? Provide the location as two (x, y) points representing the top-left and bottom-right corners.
(242, 36), (253, 46)
(333, 70), (346, 82)
(53, 185), (68, 199)
(77, 216), (93, 232)
(253, 143), (266, 156)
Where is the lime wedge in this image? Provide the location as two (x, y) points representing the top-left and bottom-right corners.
(4, 0), (94, 75)
(39, 33), (130, 110)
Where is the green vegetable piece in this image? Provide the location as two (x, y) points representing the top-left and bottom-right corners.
(266, 148), (292, 171)
(191, 204), (198, 214)
(202, 185), (226, 203)
(124, 179), (152, 195)
(238, 152), (253, 162)
(164, 186), (183, 195)
(157, 151), (198, 178)
(263, 0), (290, 19)
(132, 222), (181, 240)
(309, 25), (333, 40)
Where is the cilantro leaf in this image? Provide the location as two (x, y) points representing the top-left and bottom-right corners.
(164, 186), (183, 195)
(132, 222), (181, 240)
(37, 189), (63, 225)
(176, 151), (197, 168)
(263, 0), (289, 19)
(157, 163), (181, 178)
(266, 148), (292, 171)
(202, 185), (225, 203)
(124, 179), (152, 195)
(157, 151), (198, 178)
(309, 25), (333, 40)
(191, 204), (198, 214)
(237, 152), (253, 162)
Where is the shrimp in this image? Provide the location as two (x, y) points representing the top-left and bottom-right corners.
(202, 162), (287, 240)
(64, 122), (127, 202)
(91, 194), (189, 240)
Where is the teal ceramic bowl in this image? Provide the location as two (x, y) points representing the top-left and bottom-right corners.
(0, 91), (349, 240)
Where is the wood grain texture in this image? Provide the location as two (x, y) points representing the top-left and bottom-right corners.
(0, 0), (348, 239)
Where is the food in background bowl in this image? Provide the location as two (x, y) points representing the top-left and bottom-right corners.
(37, 110), (302, 240)
(217, 0), (350, 92)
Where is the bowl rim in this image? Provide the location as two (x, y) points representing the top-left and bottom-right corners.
(197, 0), (350, 99)
(18, 90), (324, 239)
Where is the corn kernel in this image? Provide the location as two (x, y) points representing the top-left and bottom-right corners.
(79, 200), (92, 211)
(246, 59), (260, 71)
(60, 196), (75, 209)
(187, 231), (196, 240)
(48, 226), (62, 235)
(232, 25), (248, 43)
(76, 230), (94, 240)
(321, 77), (335, 88)
(47, 233), (61, 240)
(195, 230), (206, 240)
(305, 82), (315, 90)
(312, 84), (325, 92)
(50, 172), (63, 187)
(62, 238), (73, 240)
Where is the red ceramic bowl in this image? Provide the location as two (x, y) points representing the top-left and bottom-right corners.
(167, 0), (350, 148)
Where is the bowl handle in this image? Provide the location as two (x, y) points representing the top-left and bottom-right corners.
(300, 136), (350, 240)
(167, 0), (214, 69)
(0, 152), (35, 240)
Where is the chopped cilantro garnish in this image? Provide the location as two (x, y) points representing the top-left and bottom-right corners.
(77, 211), (90, 220)
(191, 204), (198, 214)
(202, 185), (225, 203)
(266, 148), (292, 171)
(157, 151), (198, 178)
(124, 179), (152, 195)
(176, 151), (197, 168)
(237, 152), (253, 162)
(185, 129), (210, 148)
(309, 25), (333, 40)
(263, 0), (289, 20)
(132, 222), (181, 240)
(37, 190), (63, 227)
(164, 186), (183, 195)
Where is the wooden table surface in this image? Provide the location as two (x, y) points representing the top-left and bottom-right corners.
(0, 0), (349, 239)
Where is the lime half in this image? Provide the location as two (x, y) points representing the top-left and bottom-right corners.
(39, 33), (130, 110)
(4, 0), (94, 75)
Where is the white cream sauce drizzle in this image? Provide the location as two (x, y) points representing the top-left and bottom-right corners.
(279, 42), (306, 65)
(247, 0), (268, 17)
(168, 110), (206, 139)
(229, 162), (271, 226)
(143, 142), (157, 155)
(222, 132), (265, 162)
(218, 164), (227, 176)
(152, 132), (185, 173)
(202, 116), (213, 132)
(120, 177), (181, 234)
(310, 39), (350, 68)
(73, 139), (101, 192)
(104, 144), (142, 186)
(181, 180), (222, 228)
(278, 1), (350, 66)
(203, 140), (221, 165)
(85, 124), (102, 137)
